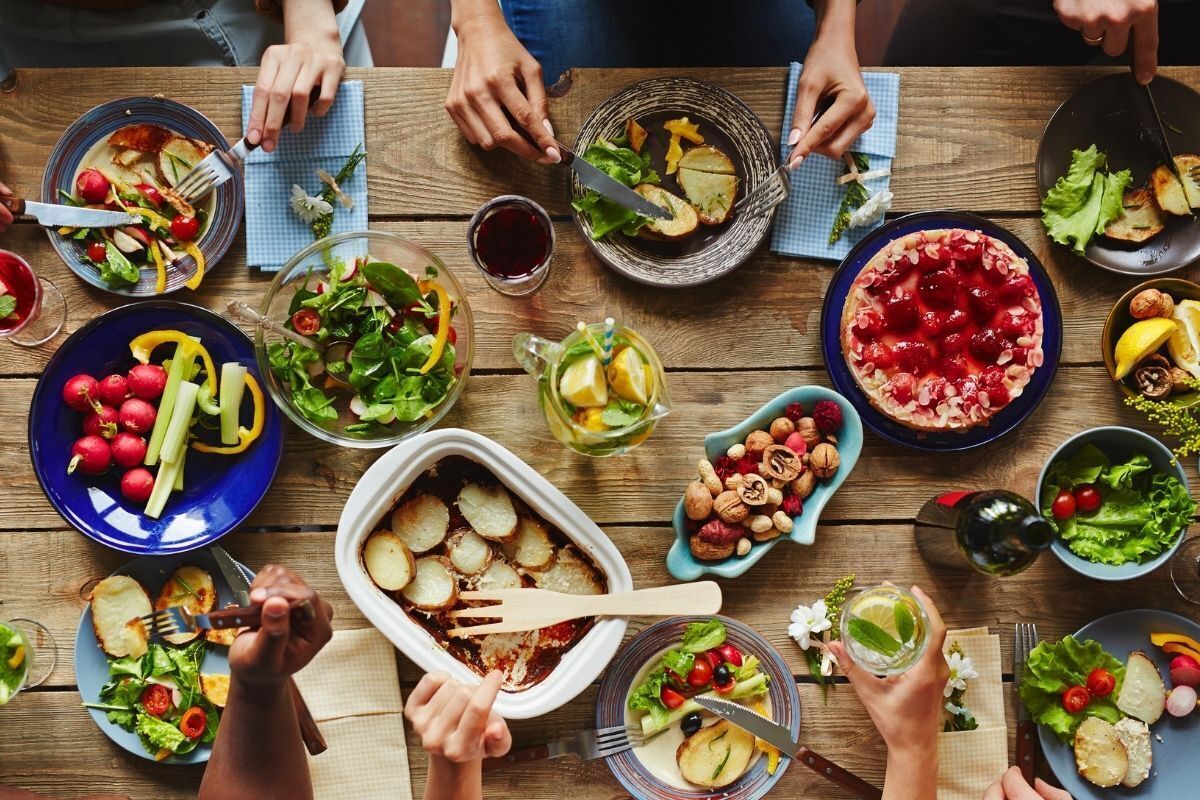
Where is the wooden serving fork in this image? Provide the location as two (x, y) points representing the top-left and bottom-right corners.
(447, 582), (721, 637)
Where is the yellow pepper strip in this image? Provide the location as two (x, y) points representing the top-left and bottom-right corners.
(128, 330), (218, 397)
(665, 135), (684, 175)
(6, 644), (23, 670)
(191, 374), (265, 455)
(127, 205), (171, 232)
(751, 700), (780, 774)
(1151, 631), (1200, 653)
(182, 241), (206, 290)
(57, 226), (75, 236)
(150, 238), (167, 294)
(416, 279), (451, 375)
(664, 116), (704, 145)
(1163, 642), (1200, 663)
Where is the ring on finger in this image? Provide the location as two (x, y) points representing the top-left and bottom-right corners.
(1082, 31), (1104, 46)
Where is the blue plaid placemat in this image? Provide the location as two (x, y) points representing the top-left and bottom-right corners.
(240, 80), (367, 271)
(770, 66), (900, 262)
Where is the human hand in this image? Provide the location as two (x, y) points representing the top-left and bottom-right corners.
(0, 181), (13, 234)
(827, 585), (948, 754)
(247, 33), (346, 153)
(446, 10), (560, 164)
(982, 766), (1073, 800)
(1054, 0), (1158, 84)
(228, 564), (333, 687)
(405, 671), (512, 763)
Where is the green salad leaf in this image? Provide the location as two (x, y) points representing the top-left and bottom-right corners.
(361, 261), (425, 309)
(137, 714), (187, 753)
(1041, 145), (1131, 254)
(681, 620), (726, 653)
(0, 295), (16, 321)
(627, 670), (670, 730)
(1018, 637), (1125, 742)
(99, 241), (139, 287)
(661, 649), (694, 678)
(571, 139), (660, 240)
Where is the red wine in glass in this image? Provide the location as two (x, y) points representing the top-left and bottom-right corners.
(0, 249), (66, 346)
(468, 196), (554, 295)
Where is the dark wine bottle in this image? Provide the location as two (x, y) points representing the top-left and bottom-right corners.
(914, 490), (1053, 577)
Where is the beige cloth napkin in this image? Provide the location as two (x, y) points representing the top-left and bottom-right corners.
(293, 627), (413, 800)
(936, 628), (1009, 800)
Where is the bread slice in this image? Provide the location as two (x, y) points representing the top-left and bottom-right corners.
(530, 547), (603, 595)
(1116, 650), (1167, 724)
(200, 673), (230, 708)
(91, 575), (153, 658)
(391, 494), (450, 554)
(1074, 716), (1128, 789)
(633, 184), (699, 240)
(1151, 161), (1195, 216)
(501, 517), (555, 570)
(363, 530), (416, 591)
(677, 167), (738, 225)
(1114, 717), (1153, 788)
(154, 565), (216, 645)
(401, 557), (458, 611)
(447, 529), (493, 575)
(457, 483), (518, 542)
(676, 719), (757, 789)
(677, 145), (736, 175)
(1105, 187), (1166, 243)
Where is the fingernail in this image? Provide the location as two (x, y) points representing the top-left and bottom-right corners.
(787, 128), (801, 146)
(787, 155), (804, 171)
(546, 146), (561, 164)
(537, 155), (556, 165)
(246, 129), (260, 145)
(264, 140), (274, 152)
(267, 604), (287, 619)
(543, 118), (555, 138)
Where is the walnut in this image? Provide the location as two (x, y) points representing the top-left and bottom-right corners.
(1130, 288), (1174, 319)
(683, 481), (714, 520)
(810, 443), (840, 479)
(791, 470), (816, 499)
(736, 537), (752, 557)
(760, 444), (803, 481)
(769, 417), (796, 442)
(736, 473), (770, 506)
(713, 491), (749, 523)
(747, 514), (773, 534)
(797, 417), (821, 448)
(1170, 367), (1193, 393)
(697, 459), (723, 496)
(1134, 365), (1172, 398)
(726, 443), (746, 459)
(744, 430), (774, 458)
(771, 511), (794, 533)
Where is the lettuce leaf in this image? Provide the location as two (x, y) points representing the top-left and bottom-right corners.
(572, 140), (659, 240)
(136, 714), (187, 754)
(1018, 637), (1125, 743)
(681, 620), (726, 653)
(627, 670), (669, 730)
(1040, 146), (1129, 254)
(1097, 169), (1132, 235)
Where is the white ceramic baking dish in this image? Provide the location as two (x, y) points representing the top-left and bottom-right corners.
(335, 428), (632, 719)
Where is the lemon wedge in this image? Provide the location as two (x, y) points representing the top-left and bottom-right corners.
(559, 355), (608, 408)
(850, 596), (901, 638)
(1114, 318), (1177, 380)
(1169, 300), (1200, 379)
(606, 346), (650, 404)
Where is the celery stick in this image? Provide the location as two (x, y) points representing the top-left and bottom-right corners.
(145, 457), (183, 519)
(196, 382), (220, 416)
(173, 448), (185, 492)
(145, 345), (196, 465)
(160, 381), (199, 466)
(219, 363), (248, 445)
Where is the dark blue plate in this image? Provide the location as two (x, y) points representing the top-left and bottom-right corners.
(29, 302), (283, 554)
(820, 211), (1063, 451)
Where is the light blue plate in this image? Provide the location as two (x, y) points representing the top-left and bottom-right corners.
(74, 549), (253, 764)
(1039, 609), (1200, 799)
(667, 386), (862, 580)
(1036, 426), (1188, 582)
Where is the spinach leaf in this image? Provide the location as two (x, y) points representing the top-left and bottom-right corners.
(362, 261), (424, 308)
(99, 242), (140, 286)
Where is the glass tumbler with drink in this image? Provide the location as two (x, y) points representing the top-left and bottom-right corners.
(839, 584), (930, 676)
(0, 618), (56, 706)
(467, 195), (554, 295)
(0, 249), (66, 347)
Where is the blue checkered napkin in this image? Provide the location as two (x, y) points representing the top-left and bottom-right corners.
(239, 80), (368, 271)
(769, 66), (900, 262)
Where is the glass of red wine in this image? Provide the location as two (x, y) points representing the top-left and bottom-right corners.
(0, 249), (65, 347)
(467, 195), (554, 295)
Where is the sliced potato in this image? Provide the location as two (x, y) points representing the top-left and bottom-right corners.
(501, 517), (555, 570)
(1151, 162), (1193, 216)
(401, 557), (458, 611)
(1074, 716), (1128, 789)
(677, 719), (756, 788)
(1177, 154), (1200, 208)
(477, 560), (523, 592)
(457, 483), (518, 542)
(200, 673), (231, 708)
(157, 135), (213, 188)
(153, 565), (216, 645)
(113, 149), (144, 168)
(677, 145), (736, 175)
(1105, 187), (1166, 243)
(634, 184), (699, 240)
(447, 529), (493, 575)
(677, 167), (738, 225)
(1116, 650), (1167, 725)
(391, 494), (450, 554)
(626, 118), (648, 154)
(363, 530), (416, 591)
(204, 605), (240, 647)
(1114, 717), (1152, 788)
(107, 123), (173, 154)
(530, 547), (604, 595)
(91, 575), (153, 658)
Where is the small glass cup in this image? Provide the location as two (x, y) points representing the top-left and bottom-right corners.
(0, 618), (56, 706)
(839, 585), (930, 677)
(467, 195), (554, 295)
(0, 249), (65, 347)
(1171, 535), (1200, 605)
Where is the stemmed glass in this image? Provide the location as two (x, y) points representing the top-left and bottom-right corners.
(0, 618), (57, 705)
(1171, 536), (1200, 605)
(0, 249), (66, 347)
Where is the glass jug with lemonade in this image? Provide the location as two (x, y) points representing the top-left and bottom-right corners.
(514, 319), (670, 457)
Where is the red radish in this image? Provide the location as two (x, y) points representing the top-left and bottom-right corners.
(110, 432), (147, 468)
(134, 184), (163, 207)
(62, 374), (100, 413)
(82, 405), (120, 440)
(1170, 654), (1200, 688)
(1166, 685), (1197, 717)
(1171, 654), (1200, 670)
(341, 260), (358, 280)
(716, 644), (744, 667)
(67, 435), (111, 475)
(122, 227), (154, 248)
(96, 374), (130, 406)
(120, 468), (155, 504)
(119, 398), (157, 434)
(126, 364), (167, 400)
(75, 168), (110, 204)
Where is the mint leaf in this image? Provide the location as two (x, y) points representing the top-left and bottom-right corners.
(600, 398), (644, 428)
(894, 602), (916, 644)
(0, 295), (16, 321)
(848, 618), (901, 657)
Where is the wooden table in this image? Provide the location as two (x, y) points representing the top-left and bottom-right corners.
(0, 65), (1197, 799)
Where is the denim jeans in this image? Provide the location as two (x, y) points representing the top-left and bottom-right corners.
(503, 0), (817, 85)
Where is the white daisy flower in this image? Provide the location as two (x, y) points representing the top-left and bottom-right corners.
(849, 188), (893, 230)
(788, 599), (831, 650)
(944, 650), (979, 697)
(290, 184), (333, 224)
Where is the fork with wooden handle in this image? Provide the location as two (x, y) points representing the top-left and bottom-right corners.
(447, 582), (722, 637)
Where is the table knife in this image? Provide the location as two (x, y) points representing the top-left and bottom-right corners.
(696, 696), (882, 800)
(0, 197), (135, 228)
(1139, 81), (1193, 214)
(559, 141), (672, 221)
(208, 544), (328, 756)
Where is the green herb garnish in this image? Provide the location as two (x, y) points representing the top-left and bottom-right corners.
(0, 295), (16, 321)
(847, 617), (901, 657)
(311, 143), (365, 240)
(829, 153), (870, 245)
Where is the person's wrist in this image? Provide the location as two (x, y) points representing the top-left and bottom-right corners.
(453, 3), (505, 41)
(229, 672), (288, 704)
(884, 730), (938, 758)
(813, 0), (857, 35)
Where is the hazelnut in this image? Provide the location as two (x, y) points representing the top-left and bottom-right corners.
(744, 430), (775, 458)
(752, 526), (782, 543)
(714, 491), (749, 523)
(765, 487), (784, 506)
(760, 444), (803, 481)
(772, 511), (794, 533)
(1170, 367), (1193, 393)
(769, 417), (796, 442)
(737, 473), (770, 506)
(697, 459), (723, 496)
(736, 537), (752, 557)
(810, 443), (840, 479)
(791, 471), (816, 499)
(797, 417), (821, 448)
(726, 443), (746, 460)
(1130, 288), (1174, 319)
(684, 481), (714, 521)
(725, 473), (745, 491)
(748, 514), (773, 534)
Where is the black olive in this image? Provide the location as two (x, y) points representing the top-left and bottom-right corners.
(680, 712), (703, 737)
(713, 662), (733, 685)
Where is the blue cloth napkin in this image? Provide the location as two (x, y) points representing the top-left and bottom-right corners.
(770, 66), (900, 262)
(239, 80), (368, 271)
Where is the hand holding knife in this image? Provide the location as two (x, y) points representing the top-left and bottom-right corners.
(0, 196), (136, 229)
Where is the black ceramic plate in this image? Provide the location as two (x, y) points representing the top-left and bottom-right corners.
(1037, 73), (1200, 275)
(570, 78), (776, 287)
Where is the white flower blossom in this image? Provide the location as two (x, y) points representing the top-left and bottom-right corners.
(944, 650), (979, 697)
(788, 599), (831, 650)
(849, 188), (893, 230)
(289, 184), (333, 224)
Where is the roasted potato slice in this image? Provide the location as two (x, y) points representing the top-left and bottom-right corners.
(391, 494), (450, 554)
(1176, 154), (1200, 208)
(677, 168), (738, 225)
(1105, 187), (1166, 243)
(154, 565), (217, 645)
(447, 529), (493, 575)
(1151, 161), (1195, 216)
(1073, 716), (1128, 789)
(501, 517), (555, 570)
(1116, 650), (1167, 724)
(107, 123), (173, 154)
(677, 719), (756, 788)
(91, 575), (153, 658)
(204, 605), (240, 647)
(457, 483), (518, 542)
(530, 547), (603, 595)
(401, 557), (458, 611)
(200, 673), (231, 708)
(157, 135), (213, 188)
(634, 184), (699, 240)
(477, 560), (523, 592)
(1114, 718), (1152, 788)
(363, 530), (417, 591)
(676, 145), (736, 175)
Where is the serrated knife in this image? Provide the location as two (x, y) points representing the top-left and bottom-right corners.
(695, 696), (883, 800)
(0, 197), (136, 228)
(560, 140), (672, 221)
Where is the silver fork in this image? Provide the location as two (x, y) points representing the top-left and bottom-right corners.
(736, 165), (791, 221)
(482, 724), (646, 772)
(138, 598), (312, 639)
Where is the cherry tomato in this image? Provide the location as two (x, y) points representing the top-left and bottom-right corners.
(660, 686), (686, 710)
(87, 241), (108, 262)
(447, 326), (458, 346)
(1086, 668), (1116, 698)
(1061, 685), (1091, 714)
(717, 644), (744, 667)
(179, 706), (207, 739)
(1074, 484), (1102, 514)
(139, 683), (171, 717)
(135, 183), (163, 207)
(169, 214), (200, 241)
(686, 658), (713, 688)
(1051, 489), (1076, 520)
(291, 309), (321, 336)
(703, 650), (722, 670)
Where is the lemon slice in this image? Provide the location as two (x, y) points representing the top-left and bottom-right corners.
(1114, 318), (1177, 380)
(850, 596), (900, 638)
(1169, 300), (1200, 379)
(559, 355), (608, 408)
(606, 346), (650, 404)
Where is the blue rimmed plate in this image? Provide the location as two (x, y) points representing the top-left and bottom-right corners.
(597, 616), (800, 800)
(820, 211), (1063, 451)
(29, 302), (283, 554)
(75, 550), (254, 764)
(41, 96), (243, 296)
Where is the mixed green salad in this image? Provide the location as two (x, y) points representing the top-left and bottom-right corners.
(1040, 443), (1195, 565)
(1041, 145), (1131, 254)
(267, 257), (460, 436)
(571, 138), (659, 239)
(1018, 636), (1125, 742)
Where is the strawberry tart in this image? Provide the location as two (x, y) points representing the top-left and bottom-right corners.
(840, 228), (1045, 432)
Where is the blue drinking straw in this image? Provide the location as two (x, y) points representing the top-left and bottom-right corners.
(601, 317), (615, 365)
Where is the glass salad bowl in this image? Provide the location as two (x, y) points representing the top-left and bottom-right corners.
(254, 231), (474, 449)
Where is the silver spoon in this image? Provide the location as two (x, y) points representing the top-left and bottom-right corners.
(225, 301), (353, 383)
